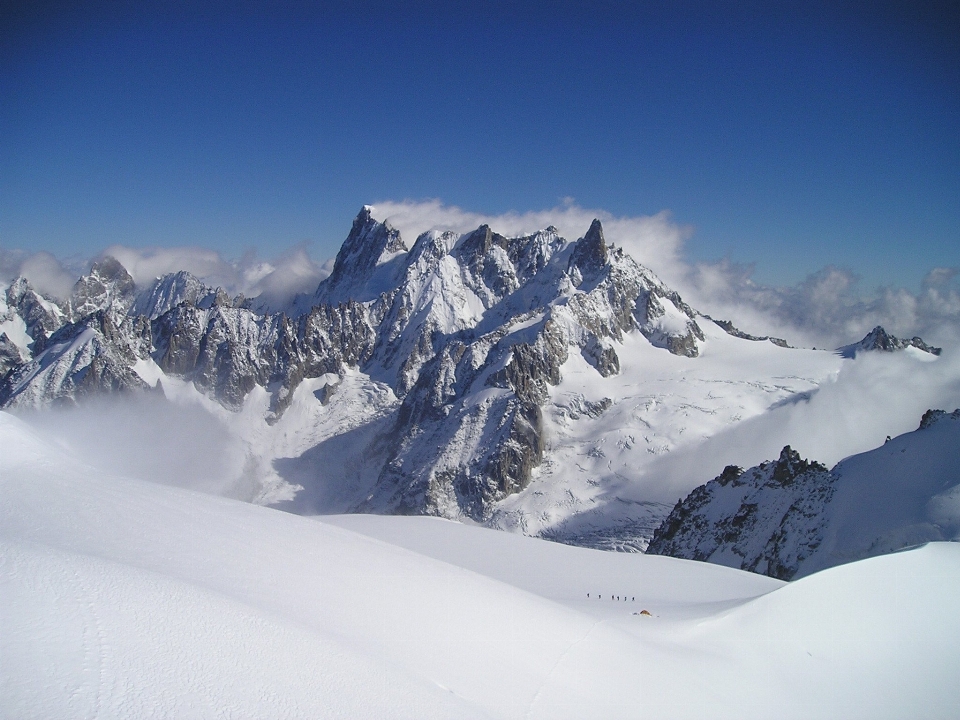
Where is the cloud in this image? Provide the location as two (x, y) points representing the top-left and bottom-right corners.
(0, 249), (78, 300)
(680, 260), (960, 349)
(241, 244), (330, 308)
(4, 198), (957, 351)
(369, 198), (692, 285)
(641, 346), (960, 503)
(16, 393), (254, 499)
(102, 245), (237, 289)
(99, 244), (330, 310)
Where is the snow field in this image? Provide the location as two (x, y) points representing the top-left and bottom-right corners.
(3, 411), (959, 719)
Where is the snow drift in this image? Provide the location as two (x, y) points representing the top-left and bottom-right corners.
(2, 411), (959, 719)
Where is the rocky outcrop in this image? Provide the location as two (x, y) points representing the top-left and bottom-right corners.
(648, 411), (960, 579)
(69, 256), (137, 318)
(4, 277), (67, 353)
(647, 447), (835, 580)
(314, 205), (408, 305)
(0, 309), (151, 408)
(708, 317), (790, 347)
(837, 325), (941, 358)
(0, 333), (24, 377)
(918, 408), (960, 430)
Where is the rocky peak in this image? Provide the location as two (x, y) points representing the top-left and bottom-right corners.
(5, 277), (66, 350)
(132, 271), (206, 319)
(0, 333), (24, 376)
(837, 325), (941, 358)
(568, 219), (608, 280)
(647, 445), (837, 580)
(70, 256), (136, 318)
(918, 408), (960, 430)
(318, 207), (408, 304)
(716, 464), (744, 486)
(769, 445), (826, 485)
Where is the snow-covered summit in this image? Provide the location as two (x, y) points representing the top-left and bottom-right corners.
(313, 205), (409, 306)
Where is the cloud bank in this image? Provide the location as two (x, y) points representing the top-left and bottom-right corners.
(640, 347), (960, 503)
(370, 198), (692, 286)
(1, 244), (330, 311)
(0, 249), (79, 301)
(16, 393), (254, 499)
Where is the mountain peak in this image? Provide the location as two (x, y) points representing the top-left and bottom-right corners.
(918, 408), (960, 430)
(837, 325), (941, 358)
(71, 255), (135, 318)
(568, 219), (608, 278)
(316, 206), (408, 304)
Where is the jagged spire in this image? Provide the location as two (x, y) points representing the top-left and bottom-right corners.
(568, 219), (608, 277)
(318, 206), (408, 304)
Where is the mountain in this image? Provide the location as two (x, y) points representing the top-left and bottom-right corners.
(836, 325), (941, 358)
(647, 409), (960, 579)
(0, 207), (949, 544)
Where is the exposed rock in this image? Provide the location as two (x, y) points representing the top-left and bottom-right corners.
(70, 256), (136, 318)
(648, 447), (838, 580)
(568, 219), (608, 282)
(837, 325), (941, 358)
(0, 310), (150, 408)
(0, 207), (836, 522)
(0, 333), (24, 377)
(315, 206), (408, 305)
(581, 335), (620, 377)
(647, 413), (960, 579)
(708, 317), (790, 348)
(5, 277), (67, 352)
(919, 408), (960, 430)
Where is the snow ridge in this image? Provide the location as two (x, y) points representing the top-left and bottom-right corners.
(647, 410), (960, 578)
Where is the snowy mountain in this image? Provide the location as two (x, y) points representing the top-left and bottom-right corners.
(3, 410), (959, 719)
(836, 325), (942, 358)
(647, 409), (960, 579)
(1, 206), (953, 548)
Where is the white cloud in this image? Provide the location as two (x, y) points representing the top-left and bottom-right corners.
(17, 393), (253, 499)
(679, 260), (960, 349)
(643, 346), (960, 503)
(98, 244), (330, 309)
(3, 199), (957, 352)
(243, 244), (329, 308)
(102, 245), (236, 289)
(0, 249), (78, 300)
(369, 198), (692, 285)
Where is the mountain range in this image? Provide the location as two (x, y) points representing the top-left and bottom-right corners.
(0, 206), (948, 552)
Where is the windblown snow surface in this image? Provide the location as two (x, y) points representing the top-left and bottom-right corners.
(2, 412), (958, 719)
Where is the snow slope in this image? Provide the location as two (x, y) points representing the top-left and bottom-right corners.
(647, 409), (960, 579)
(3, 411), (959, 719)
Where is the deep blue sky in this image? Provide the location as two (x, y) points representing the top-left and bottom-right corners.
(2, 0), (958, 290)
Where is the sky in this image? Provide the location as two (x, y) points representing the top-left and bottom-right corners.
(1, 1), (958, 296)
